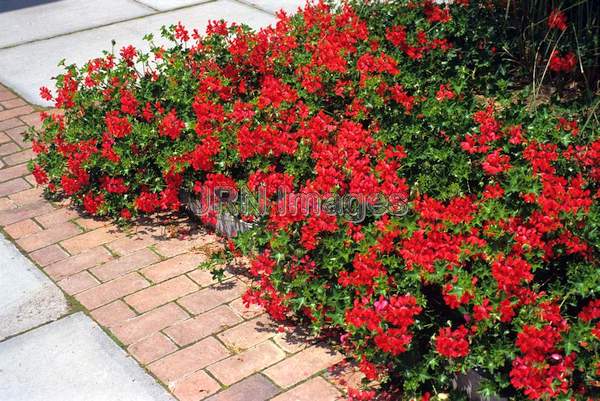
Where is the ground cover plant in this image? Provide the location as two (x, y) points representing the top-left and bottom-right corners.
(29, 0), (599, 399)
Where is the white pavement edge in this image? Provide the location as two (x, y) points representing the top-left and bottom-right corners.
(0, 232), (69, 340)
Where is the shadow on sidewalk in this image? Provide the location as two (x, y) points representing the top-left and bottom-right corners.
(0, 0), (61, 13)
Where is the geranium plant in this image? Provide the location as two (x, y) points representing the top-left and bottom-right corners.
(29, 0), (599, 400)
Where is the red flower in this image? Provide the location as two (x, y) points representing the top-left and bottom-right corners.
(119, 45), (137, 66)
(358, 359), (379, 381)
(175, 22), (190, 42)
(39, 86), (53, 101)
(483, 150), (511, 175)
(579, 299), (600, 322)
(386, 25), (407, 47)
(142, 102), (154, 122)
(435, 84), (455, 101)
(424, 3), (451, 24)
(120, 208), (132, 220)
(159, 109), (185, 140)
(473, 299), (492, 321)
(100, 176), (129, 194)
(483, 183), (504, 199)
(105, 111), (132, 138)
(135, 192), (160, 213)
(549, 51), (577, 73)
(435, 326), (470, 358)
(83, 192), (104, 215)
(491, 255), (533, 292)
(390, 84), (415, 113)
(548, 9), (567, 31)
(32, 164), (48, 185)
(120, 89), (138, 115)
(510, 325), (575, 400)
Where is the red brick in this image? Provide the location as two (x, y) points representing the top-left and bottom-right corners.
(0, 118), (22, 131)
(204, 375), (279, 401)
(0, 131), (10, 144)
(3, 149), (34, 166)
(8, 186), (44, 205)
(0, 197), (16, 211)
(324, 362), (365, 391)
(60, 225), (125, 254)
(125, 276), (199, 313)
(29, 244), (69, 267)
(0, 198), (54, 226)
(0, 142), (20, 156)
(128, 332), (178, 365)
(171, 370), (221, 401)
(148, 337), (230, 384)
(272, 327), (311, 354)
(0, 105), (34, 122)
(35, 208), (78, 228)
(207, 341), (286, 386)
(0, 177), (30, 198)
(5, 126), (30, 148)
(1, 98), (27, 109)
(0, 163), (29, 183)
(74, 216), (108, 231)
(0, 89), (17, 102)
(153, 233), (219, 258)
(111, 302), (188, 345)
(107, 234), (156, 255)
(90, 300), (136, 328)
(217, 315), (277, 351)
(90, 249), (160, 282)
(19, 111), (43, 128)
(4, 218), (41, 239)
(178, 279), (246, 315)
(263, 345), (344, 388)
(16, 222), (81, 252)
(187, 269), (218, 287)
(23, 175), (36, 186)
(271, 377), (341, 401)
(76, 273), (150, 310)
(57, 271), (100, 295)
(164, 305), (242, 347)
(44, 246), (112, 280)
(140, 253), (207, 284)
(228, 298), (263, 320)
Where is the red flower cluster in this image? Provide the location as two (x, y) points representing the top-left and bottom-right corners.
(549, 51), (577, 73)
(548, 9), (568, 31)
(435, 326), (470, 358)
(159, 110), (185, 140)
(510, 325), (575, 400)
(105, 111), (132, 138)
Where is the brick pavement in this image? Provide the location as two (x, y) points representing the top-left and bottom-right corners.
(0, 83), (363, 401)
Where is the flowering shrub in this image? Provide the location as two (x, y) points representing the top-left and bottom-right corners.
(503, 0), (600, 94)
(29, 1), (599, 400)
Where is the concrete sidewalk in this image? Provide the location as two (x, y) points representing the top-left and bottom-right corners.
(0, 312), (175, 401)
(0, 231), (174, 401)
(0, 0), (305, 106)
(0, 233), (68, 340)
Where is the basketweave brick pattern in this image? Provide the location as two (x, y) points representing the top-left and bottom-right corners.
(0, 83), (358, 401)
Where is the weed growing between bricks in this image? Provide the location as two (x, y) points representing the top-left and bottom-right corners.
(23, 0), (600, 400)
